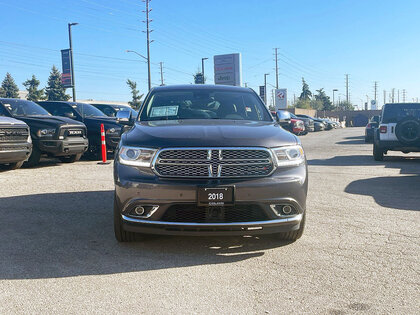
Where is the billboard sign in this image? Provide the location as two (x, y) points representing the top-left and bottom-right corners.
(214, 53), (242, 86)
(275, 88), (287, 109)
(61, 49), (72, 88)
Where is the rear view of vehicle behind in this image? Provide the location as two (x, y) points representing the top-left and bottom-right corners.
(374, 103), (420, 160)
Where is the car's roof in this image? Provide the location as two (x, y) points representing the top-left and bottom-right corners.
(0, 98), (34, 103)
(384, 103), (420, 106)
(151, 84), (254, 93)
(37, 101), (93, 106)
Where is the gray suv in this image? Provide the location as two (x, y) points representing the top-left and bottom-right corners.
(114, 85), (308, 242)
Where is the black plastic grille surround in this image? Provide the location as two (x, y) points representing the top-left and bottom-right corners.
(161, 204), (269, 223)
(154, 148), (274, 178)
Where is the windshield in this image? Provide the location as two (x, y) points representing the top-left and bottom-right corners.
(1, 99), (50, 116)
(382, 104), (420, 123)
(139, 89), (272, 122)
(72, 103), (107, 117)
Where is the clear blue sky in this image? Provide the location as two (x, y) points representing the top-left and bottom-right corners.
(1, 0), (419, 108)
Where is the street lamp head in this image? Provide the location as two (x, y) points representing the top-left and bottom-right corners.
(202, 57), (208, 61)
(69, 22), (79, 26)
(333, 89), (338, 92)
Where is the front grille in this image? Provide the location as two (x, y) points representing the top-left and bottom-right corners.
(0, 128), (29, 142)
(161, 204), (269, 223)
(154, 148), (274, 178)
(59, 127), (85, 139)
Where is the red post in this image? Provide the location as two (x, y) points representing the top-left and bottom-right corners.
(100, 123), (107, 163)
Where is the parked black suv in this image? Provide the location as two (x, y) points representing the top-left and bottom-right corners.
(373, 103), (420, 160)
(114, 85), (308, 242)
(0, 99), (88, 166)
(0, 116), (32, 170)
(37, 101), (122, 159)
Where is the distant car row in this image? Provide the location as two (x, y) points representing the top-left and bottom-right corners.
(0, 98), (137, 170)
(272, 110), (340, 136)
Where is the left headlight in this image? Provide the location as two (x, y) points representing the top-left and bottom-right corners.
(119, 146), (157, 167)
(271, 145), (305, 167)
(37, 128), (56, 137)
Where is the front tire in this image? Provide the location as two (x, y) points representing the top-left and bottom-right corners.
(269, 212), (306, 242)
(25, 146), (41, 167)
(114, 194), (141, 242)
(373, 143), (384, 161)
(2, 161), (24, 170)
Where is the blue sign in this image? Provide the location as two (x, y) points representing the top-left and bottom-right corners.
(61, 49), (73, 88)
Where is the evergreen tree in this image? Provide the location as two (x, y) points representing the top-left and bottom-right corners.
(126, 79), (143, 109)
(314, 88), (334, 110)
(299, 78), (312, 101)
(337, 100), (355, 111)
(23, 75), (45, 101)
(45, 66), (70, 101)
(1, 73), (19, 98)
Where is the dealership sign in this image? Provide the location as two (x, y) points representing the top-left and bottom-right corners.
(214, 53), (242, 86)
(61, 49), (73, 88)
(275, 88), (287, 109)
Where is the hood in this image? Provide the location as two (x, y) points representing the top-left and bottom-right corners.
(0, 116), (28, 127)
(123, 119), (298, 148)
(82, 116), (121, 132)
(16, 115), (85, 128)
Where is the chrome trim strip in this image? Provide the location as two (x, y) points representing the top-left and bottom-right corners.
(0, 149), (30, 153)
(122, 214), (303, 226)
(151, 147), (275, 179)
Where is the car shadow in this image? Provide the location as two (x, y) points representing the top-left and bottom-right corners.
(0, 191), (290, 280)
(335, 135), (366, 145)
(345, 175), (420, 211)
(308, 154), (420, 174)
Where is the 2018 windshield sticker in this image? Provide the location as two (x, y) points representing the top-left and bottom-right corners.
(150, 106), (179, 117)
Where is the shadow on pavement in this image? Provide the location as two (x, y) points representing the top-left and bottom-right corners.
(0, 191), (289, 280)
(345, 175), (420, 211)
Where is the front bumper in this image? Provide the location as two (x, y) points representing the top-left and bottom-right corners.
(36, 137), (89, 156)
(115, 161), (308, 236)
(0, 142), (32, 163)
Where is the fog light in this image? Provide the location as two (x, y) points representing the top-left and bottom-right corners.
(134, 206), (145, 215)
(282, 205), (292, 215)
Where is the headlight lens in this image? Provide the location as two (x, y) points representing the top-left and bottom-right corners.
(119, 146), (157, 167)
(271, 145), (305, 167)
(37, 128), (56, 137)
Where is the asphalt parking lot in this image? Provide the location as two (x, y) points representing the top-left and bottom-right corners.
(0, 127), (419, 314)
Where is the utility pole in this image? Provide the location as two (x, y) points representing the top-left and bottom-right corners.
(383, 90), (386, 106)
(391, 88), (395, 103)
(332, 89), (338, 106)
(201, 57), (208, 83)
(366, 95), (369, 110)
(402, 89), (406, 103)
(274, 48), (279, 89)
(159, 62), (164, 86)
(264, 73), (269, 105)
(143, 0), (152, 91)
(373, 81), (378, 103)
(68, 22), (78, 102)
(345, 74), (349, 103)
(397, 89), (400, 103)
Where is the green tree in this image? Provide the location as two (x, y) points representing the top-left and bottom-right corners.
(126, 79), (143, 109)
(295, 99), (311, 109)
(23, 75), (45, 101)
(45, 66), (70, 101)
(310, 99), (323, 110)
(299, 78), (312, 101)
(314, 88), (335, 111)
(1, 73), (19, 98)
(337, 100), (355, 111)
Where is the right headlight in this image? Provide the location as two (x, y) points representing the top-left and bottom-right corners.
(119, 146), (157, 167)
(271, 145), (305, 167)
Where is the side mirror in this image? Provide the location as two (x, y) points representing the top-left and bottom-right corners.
(116, 110), (133, 125)
(276, 110), (291, 126)
(64, 112), (75, 119)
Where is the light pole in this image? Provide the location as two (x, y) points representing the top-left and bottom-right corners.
(332, 89), (338, 106)
(126, 50), (150, 90)
(264, 73), (269, 105)
(68, 22), (78, 102)
(201, 57), (208, 83)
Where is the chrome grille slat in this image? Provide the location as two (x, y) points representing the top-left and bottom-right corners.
(153, 147), (274, 178)
(0, 128), (29, 142)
